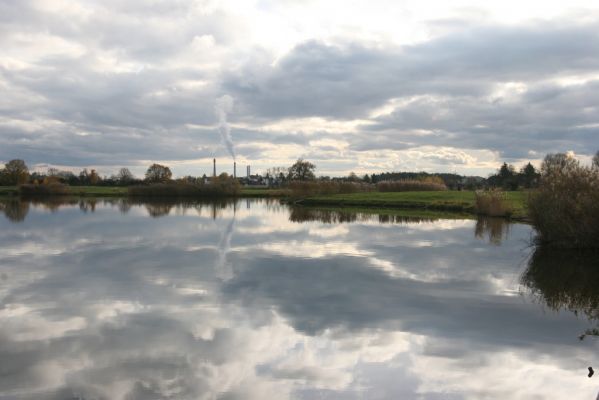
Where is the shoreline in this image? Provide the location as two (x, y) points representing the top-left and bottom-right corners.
(0, 186), (529, 221)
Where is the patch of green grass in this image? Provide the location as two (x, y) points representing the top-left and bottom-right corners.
(300, 191), (528, 219)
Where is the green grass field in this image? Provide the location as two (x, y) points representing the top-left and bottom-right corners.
(300, 191), (528, 219)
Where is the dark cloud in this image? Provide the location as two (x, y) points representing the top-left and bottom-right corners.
(2, 2), (599, 171)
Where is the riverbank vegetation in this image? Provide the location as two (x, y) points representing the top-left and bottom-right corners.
(297, 191), (528, 219)
(474, 190), (514, 217)
(527, 152), (599, 248)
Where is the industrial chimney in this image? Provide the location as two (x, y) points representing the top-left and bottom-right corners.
(234, 161), (236, 179)
(213, 158), (216, 177)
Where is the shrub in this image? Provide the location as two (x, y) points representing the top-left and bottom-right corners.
(288, 181), (373, 198)
(474, 190), (513, 217)
(527, 153), (599, 248)
(128, 179), (241, 198)
(377, 179), (447, 192)
(18, 183), (71, 196)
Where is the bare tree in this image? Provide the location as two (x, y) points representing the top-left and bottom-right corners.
(287, 159), (316, 181)
(145, 164), (172, 183)
(117, 168), (134, 184)
(3, 159), (29, 185)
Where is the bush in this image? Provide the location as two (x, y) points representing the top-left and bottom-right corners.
(18, 183), (71, 196)
(288, 181), (373, 198)
(474, 190), (513, 217)
(527, 153), (599, 248)
(377, 178), (447, 192)
(128, 179), (241, 198)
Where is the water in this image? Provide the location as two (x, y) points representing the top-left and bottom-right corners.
(0, 198), (597, 399)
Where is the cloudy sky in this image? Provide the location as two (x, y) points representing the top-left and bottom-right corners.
(1, 0), (599, 177)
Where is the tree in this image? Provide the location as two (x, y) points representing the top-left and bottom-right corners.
(541, 153), (579, 177)
(3, 159), (29, 185)
(593, 151), (599, 169)
(89, 169), (99, 185)
(347, 172), (359, 182)
(287, 159), (316, 181)
(145, 164), (172, 183)
(117, 168), (134, 184)
(520, 162), (539, 188)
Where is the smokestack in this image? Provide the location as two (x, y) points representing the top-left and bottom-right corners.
(213, 158), (216, 177)
(247, 165), (250, 178)
(234, 161), (236, 178)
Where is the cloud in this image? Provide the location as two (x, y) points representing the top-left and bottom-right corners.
(2, 1), (599, 175)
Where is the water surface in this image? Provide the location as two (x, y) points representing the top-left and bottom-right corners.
(0, 198), (597, 399)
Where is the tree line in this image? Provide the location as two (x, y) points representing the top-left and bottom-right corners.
(2, 153), (598, 189)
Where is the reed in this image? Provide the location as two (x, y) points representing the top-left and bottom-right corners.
(377, 178), (447, 192)
(18, 183), (71, 196)
(474, 190), (513, 217)
(288, 181), (373, 198)
(128, 180), (240, 198)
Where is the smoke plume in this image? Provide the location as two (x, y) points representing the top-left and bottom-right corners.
(215, 95), (235, 159)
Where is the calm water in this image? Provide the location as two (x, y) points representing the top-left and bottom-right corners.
(0, 198), (598, 399)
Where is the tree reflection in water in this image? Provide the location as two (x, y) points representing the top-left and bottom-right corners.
(288, 207), (437, 224)
(0, 199), (29, 222)
(0, 197), (245, 221)
(521, 246), (599, 336)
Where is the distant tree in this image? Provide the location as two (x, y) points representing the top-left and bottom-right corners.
(347, 172), (359, 182)
(593, 151), (599, 169)
(47, 167), (60, 177)
(498, 162), (515, 180)
(362, 174), (371, 183)
(519, 162), (539, 188)
(79, 168), (89, 184)
(117, 168), (134, 184)
(89, 169), (100, 185)
(3, 159), (29, 185)
(541, 153), (579, 177)
(288, 159), (316, 181)
(492, 162), (518, 190)
(145, 164), (172, 183)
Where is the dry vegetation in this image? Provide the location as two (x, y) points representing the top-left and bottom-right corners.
(128, 177), (241, 197)
(377, 177), (447, 192)
(288, 181), (373, 198)
(474, 190), (514, 217)
(527, 154), (599, 248)
(18, 183), (71, 196)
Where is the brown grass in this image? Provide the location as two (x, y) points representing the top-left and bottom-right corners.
(377, 179), (447, 192)
(474, 190), (513, 217)
(288, 181), (373, 198)
(128, 179), (240, 197)
(18, 183), (71, 196)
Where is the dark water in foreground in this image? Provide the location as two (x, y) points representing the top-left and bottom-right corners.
(0, 198), (598, 399)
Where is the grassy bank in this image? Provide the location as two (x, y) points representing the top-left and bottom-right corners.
(297, 191), (528, 219)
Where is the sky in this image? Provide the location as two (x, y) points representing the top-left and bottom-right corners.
(1, 0), (599, 178)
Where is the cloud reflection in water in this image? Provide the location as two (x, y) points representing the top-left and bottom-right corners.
(0, 199), (597, 399)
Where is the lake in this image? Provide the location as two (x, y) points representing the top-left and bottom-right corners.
(0, 198), (597, 399)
